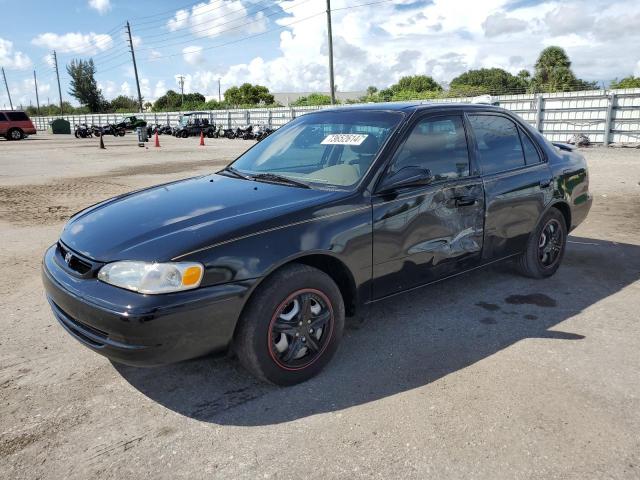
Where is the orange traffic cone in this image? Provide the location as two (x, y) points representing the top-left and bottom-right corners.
(199, 130), (205, 146)
(155, 131), (160, 148)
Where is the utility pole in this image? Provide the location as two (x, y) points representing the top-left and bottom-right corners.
(33, 70), (41, 116)
(326, 0), (336, 105)
(218, 78), (221, 102)
(1, 67), (13, 110)
(125, 21), (143, 112)
(52, 50), (63, 115)
(177, 75), (185, 107)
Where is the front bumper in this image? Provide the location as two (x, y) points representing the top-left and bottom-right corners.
(42, 244), (256, 366)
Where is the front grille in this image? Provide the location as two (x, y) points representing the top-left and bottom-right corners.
(57, 242), (96, 276)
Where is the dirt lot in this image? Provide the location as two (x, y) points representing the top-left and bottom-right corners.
(1, 133), (639, 479)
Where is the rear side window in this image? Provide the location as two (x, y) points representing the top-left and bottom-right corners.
(390, 115), (470, 181)
(519, 128), (542, 165)
(469, 115), (525, 175)
(7, 111), (29, 121)
(0, 112), (7, 121)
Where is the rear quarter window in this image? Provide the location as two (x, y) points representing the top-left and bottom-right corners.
(7, 112), (30, 121)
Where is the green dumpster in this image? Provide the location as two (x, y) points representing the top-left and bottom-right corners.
(49, 118), (71, 134)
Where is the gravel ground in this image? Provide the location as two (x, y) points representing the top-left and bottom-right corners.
(0, 133), (639, 479)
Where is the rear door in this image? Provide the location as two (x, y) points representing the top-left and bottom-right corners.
(467, 113), (552, 261)
(371, 112), (485, 299)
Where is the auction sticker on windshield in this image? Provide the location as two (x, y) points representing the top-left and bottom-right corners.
(321, 134), (368, 145)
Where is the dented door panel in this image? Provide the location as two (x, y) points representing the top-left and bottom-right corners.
(372, 178), (485, 299)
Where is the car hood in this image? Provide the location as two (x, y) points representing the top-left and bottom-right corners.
(60, 173), (341, 262)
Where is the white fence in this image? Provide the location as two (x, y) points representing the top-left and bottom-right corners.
(31, 88), (640, 145)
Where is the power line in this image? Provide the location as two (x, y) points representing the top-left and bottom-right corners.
(138, 0), (298, 40)
(129, 0), (226, 26)
(136, 0), (315, 53)
(144, 10), (326, 62)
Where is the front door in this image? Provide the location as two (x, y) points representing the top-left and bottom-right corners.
(372, 113), (485, 299)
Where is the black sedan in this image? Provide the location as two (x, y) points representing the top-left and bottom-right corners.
(42, 103), (592, 385)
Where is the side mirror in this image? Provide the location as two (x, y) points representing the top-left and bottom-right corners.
(378, 166), (433, 194)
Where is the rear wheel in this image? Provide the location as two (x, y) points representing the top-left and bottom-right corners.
(8, 128), (24, 140)
(517, 208), (567, 278)
(235, 264), (344, 385)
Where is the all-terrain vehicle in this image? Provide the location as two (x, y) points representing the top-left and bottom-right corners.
(174, 112), (218, 138)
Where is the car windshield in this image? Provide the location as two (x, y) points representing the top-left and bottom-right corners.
(229, 110), (404, 188)
(178, 116), (190, 126)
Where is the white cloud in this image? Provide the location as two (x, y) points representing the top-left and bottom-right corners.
(176, 0), (640, 93)
(120, 81), (131, 96)
(182, 45), (204, 65)
(482, 12), (527, 37)
(166, 0), (267, 38)
(0, 37), (32, 70)
(88, 0), (111, 14)
(31, 32), (113, 53)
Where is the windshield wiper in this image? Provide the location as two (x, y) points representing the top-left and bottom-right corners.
(252, 173), (311, 189)
(219, 165), (251, 180)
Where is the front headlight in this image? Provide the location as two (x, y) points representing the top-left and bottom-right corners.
(97, 261), (204, 294)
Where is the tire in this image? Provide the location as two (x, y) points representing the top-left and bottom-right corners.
(74, 130), (80, 139)
(207, 130), (214, 138)
(517, 208), (567, 278)
(8, 128), (24, 140)
(235, 264), (345, 386)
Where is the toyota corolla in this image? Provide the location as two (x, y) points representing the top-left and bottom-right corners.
(42, 103), (592, 385)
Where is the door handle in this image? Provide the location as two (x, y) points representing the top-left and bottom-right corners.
(452, 195), (477, 207)
(539, 179), (552, 188)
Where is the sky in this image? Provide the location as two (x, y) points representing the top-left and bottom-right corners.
(1, 0), (640, 108)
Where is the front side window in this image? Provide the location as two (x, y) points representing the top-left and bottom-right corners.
(469, 115), (525, 175)
(230, 111), (403, 188)
(389, 115), (470, 181)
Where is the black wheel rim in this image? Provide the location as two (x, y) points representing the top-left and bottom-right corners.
(538, 219), (563, 268)
(268, 289), (334, 371)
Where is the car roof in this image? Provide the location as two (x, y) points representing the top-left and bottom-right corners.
(0, 110), (27, 113)
(317, 102), (505, 114)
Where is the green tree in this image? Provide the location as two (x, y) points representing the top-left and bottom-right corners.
(450, 68), (528, 95)
(389, 75), (442, 93)
(610, 76), (640, 89)
(366, 86), (378, 96)
(152, 90), (206, 111)
(224, 83), (275, 106)
(109, 95), (139, 113)
(291, 93), (333, 106)
(530, 46), (597, 92)
(66, 59), (106, 112)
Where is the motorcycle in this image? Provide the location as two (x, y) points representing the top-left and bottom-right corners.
(252, 125), (275, 141)
(222, 127), (236, 139)
(74, 123), (92, 138)
(234, 125), (253, 140)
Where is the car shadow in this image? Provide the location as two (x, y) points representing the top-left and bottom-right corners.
(114, 236), (640, 426)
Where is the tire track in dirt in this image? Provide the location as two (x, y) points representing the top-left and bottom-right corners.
(0, 159), (228, 226)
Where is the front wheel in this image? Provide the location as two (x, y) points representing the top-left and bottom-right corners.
(235, 264), (345, 385)
(517, 208), (567, 278)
